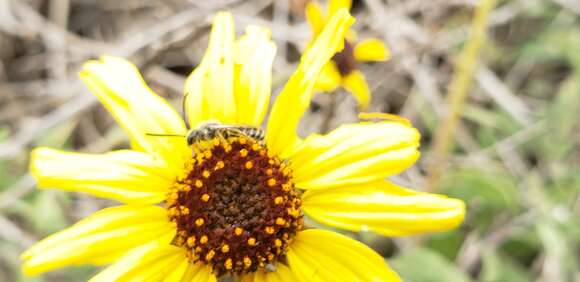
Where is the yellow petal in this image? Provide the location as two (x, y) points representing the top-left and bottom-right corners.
(302, 180), (466, 236)
(185, 12), (236, 127)
(22, 205), (174, 276)
(234, 26), (276, 126)
(359, 112), (412, 127)
(182, 63), (208, 126)
(267, 9), (355, 158)
(242, 263), (298, 282)
(29, 147), (174, 204)
(305, 2), (325, 36)
(353, 38), (390, 62)
(80, 56), (189, 167)
(328, 0), (352, 17)
(89, 241), (215, 282)
(290, 121), (420, 190)
(287, 229), (401, 281)
(184, 260), (218, 282)
(314, 62), (342, 92)
(341, 70), (371, 110)
(163, 258), (191, 282)
(345, 29), (358, 43)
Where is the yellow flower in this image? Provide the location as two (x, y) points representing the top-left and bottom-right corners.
(306, 0), (390, 109)
(21, 10), (464, 282)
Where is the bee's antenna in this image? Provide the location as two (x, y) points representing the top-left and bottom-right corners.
(182, 92), (190, 130)
(146, 133), (186, 138)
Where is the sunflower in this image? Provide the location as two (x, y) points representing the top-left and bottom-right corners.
(22, 10), (464, 282)
(306, 0), (390, 109)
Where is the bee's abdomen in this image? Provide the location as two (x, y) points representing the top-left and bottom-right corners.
(239, 127), (265, 141)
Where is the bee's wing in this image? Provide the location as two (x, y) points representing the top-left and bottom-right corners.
(209, 124), (265, 141)
(210, 124), (253, 130)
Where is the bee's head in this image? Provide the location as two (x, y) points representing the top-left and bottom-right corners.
(186, 130), (196, 146)
(187, 120), (221, 146)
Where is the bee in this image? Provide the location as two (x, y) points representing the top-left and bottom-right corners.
(186, 121), (265, 146)
(147, 94), (264, 145)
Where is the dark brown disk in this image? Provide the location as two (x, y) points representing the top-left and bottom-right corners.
(332, 39), (357, 75)
(167, 137), (302, 277)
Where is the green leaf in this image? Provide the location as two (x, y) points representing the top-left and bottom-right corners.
(426, 230), (465, 261)
(31, 191), (68, 236)
(537, 75), (580, 160)
(521, 23), (580, 63)
(440, 168), (520, 231)
(480, 249), (533, 282)
(35, 119), (78, 149)
(390, 247), (472, 282)
(501, 226), (541, 266)
(545, 171), (580, 206)
(463, 105), (522, 147)
(535, 219), (578, 280)
(441, 168), (520, 211)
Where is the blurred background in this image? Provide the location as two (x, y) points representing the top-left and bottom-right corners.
(0, 0), (579, 281)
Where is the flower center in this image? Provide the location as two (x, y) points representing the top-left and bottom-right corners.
(167, 136), (302, 276)
(332, 39), (357, 75)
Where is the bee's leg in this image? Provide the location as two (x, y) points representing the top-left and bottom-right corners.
(190, 136), (206, 156)
(231, 129), (250, 143)
(215, 131), (229, 145)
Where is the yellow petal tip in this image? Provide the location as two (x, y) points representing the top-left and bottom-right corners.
(358, 112), (413, 127)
